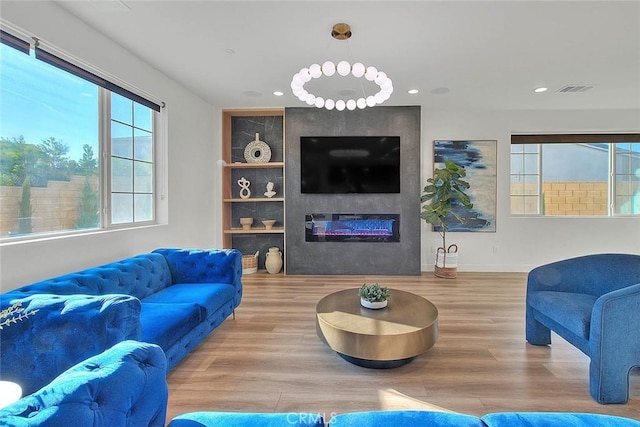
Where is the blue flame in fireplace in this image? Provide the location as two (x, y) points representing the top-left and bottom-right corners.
(305, 214), (399, 242)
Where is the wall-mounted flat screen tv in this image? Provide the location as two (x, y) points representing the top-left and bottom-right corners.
(300, 136), (400, 194)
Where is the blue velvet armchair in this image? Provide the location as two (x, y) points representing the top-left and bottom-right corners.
(526, 253), (640, 404)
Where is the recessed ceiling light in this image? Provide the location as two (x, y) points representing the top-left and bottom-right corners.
(533, 87), (548, 93)
(408, 89), (419, 95)
(273, 91), (284, 96)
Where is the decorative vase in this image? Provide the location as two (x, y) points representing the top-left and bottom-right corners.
(265, 246), (283, 274)
(360, 298), (388, 309)
(239, 217), (253, 230)
(261, 219), (276, 230)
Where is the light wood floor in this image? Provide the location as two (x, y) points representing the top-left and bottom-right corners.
(166, 272), (640, 423)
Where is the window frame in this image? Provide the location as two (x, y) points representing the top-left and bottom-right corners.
(0, 27), (164, 242)
(510, 133), (640, 217)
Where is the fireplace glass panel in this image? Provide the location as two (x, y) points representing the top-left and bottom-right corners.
(305, 213), (400, 242)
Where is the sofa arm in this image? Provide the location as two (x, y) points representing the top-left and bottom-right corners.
(0, 340), (167, 427)
(0, 293), (142, 396)
(153, 248), (243, 306)
(588, 283), (640, 403)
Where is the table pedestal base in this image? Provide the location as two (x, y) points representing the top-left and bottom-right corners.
(337, 353), (416, 369)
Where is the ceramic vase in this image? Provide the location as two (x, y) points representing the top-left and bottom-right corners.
(265, 247), (283, 274)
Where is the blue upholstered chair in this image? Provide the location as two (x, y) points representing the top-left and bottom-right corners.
(0, 340), (168, 426)
(526, 253), (640, 404)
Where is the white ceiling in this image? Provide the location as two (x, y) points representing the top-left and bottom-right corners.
(52, 0), (640, 111)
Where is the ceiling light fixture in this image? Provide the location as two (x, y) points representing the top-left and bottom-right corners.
(533, 87), (548, 93)
(408, 89), (419, 94)
(290, 23), (393, 111)
(273, 91), (284, 96)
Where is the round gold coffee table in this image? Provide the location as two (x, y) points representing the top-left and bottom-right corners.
(316, 288), (438, 368)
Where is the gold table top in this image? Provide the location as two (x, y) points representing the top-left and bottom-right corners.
(316, 288), (438, 362)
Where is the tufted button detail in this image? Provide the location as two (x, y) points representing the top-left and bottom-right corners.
(90, 401), (99, 410)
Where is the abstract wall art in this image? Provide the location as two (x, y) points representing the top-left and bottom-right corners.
(433, 140), (497, 232)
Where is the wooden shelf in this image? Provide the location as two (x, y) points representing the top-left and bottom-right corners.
(223, 197), (284, 203)
(221, 108), (285, 270)
(224, 162), (284, 169)
(224, 228), (285, 234)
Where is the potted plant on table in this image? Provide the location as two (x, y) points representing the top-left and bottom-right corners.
(359, 283), (390, 309)
(420, 159), (473, 279)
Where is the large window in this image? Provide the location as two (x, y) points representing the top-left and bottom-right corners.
(0, 30), (162, 240)
(511, 134), (640, 216)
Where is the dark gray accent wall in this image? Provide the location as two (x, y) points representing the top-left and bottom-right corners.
(284, 106), (421, 275)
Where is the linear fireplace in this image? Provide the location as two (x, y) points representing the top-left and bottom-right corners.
(305, 213), (400, 243)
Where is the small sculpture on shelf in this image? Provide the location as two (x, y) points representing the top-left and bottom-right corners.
(261, 219), (276, 230)
(264, 181), (276, 198)
(244, 133), (272, 163)
(237, 177), (251, 199)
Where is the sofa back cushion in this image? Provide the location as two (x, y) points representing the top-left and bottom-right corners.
(481, 412), (640, 426)
(328, 410), (485, 427)
(153, 248), (240, 286)
(528, 253), (640, 297)
(10, 253), (173, 300)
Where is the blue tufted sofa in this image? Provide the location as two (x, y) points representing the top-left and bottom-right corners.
(0, 340), (168, 426)
(526, 253), (640, 404)
(0, 247), (242, 396)
(326, 410), (640, 426)
(166, 410), (640, 426)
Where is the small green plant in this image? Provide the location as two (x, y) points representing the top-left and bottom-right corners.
(358, 283), (390, 302)
(0, 302), (39, 330)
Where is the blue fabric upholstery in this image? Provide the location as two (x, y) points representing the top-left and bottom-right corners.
(168, 412), (325, 427)
(0, 248), (242, 395)
(325, 410), (640, 426)
(0, 293), (141, 395)
(152, 248), (243, 307)
(526, 253), (640, 404)
(328, 410), (485, 426)
(143, 283), (236, 318)
(0, 340), (168, 427)
(168, 410), (640, 427)
(8, 253), (173, 300)
(481, 412), (640, 426)
(140, 302), (202, 351)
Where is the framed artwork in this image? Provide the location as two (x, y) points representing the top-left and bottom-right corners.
(433, 140), (497, 232)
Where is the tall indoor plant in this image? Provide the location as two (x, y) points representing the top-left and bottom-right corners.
(420, 159), (473, 278)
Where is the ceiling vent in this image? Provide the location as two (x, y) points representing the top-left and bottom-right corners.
(556, 85), (595, 93)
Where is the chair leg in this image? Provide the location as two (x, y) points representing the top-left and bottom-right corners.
(589, 359), (630, 404)
(526, 310), (551, 346)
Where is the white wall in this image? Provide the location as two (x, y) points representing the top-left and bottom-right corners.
(421, 108), (640, 272)
(0, 2), (223, 290)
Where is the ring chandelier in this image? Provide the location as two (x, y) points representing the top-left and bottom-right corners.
(290, 23), (393, 111)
